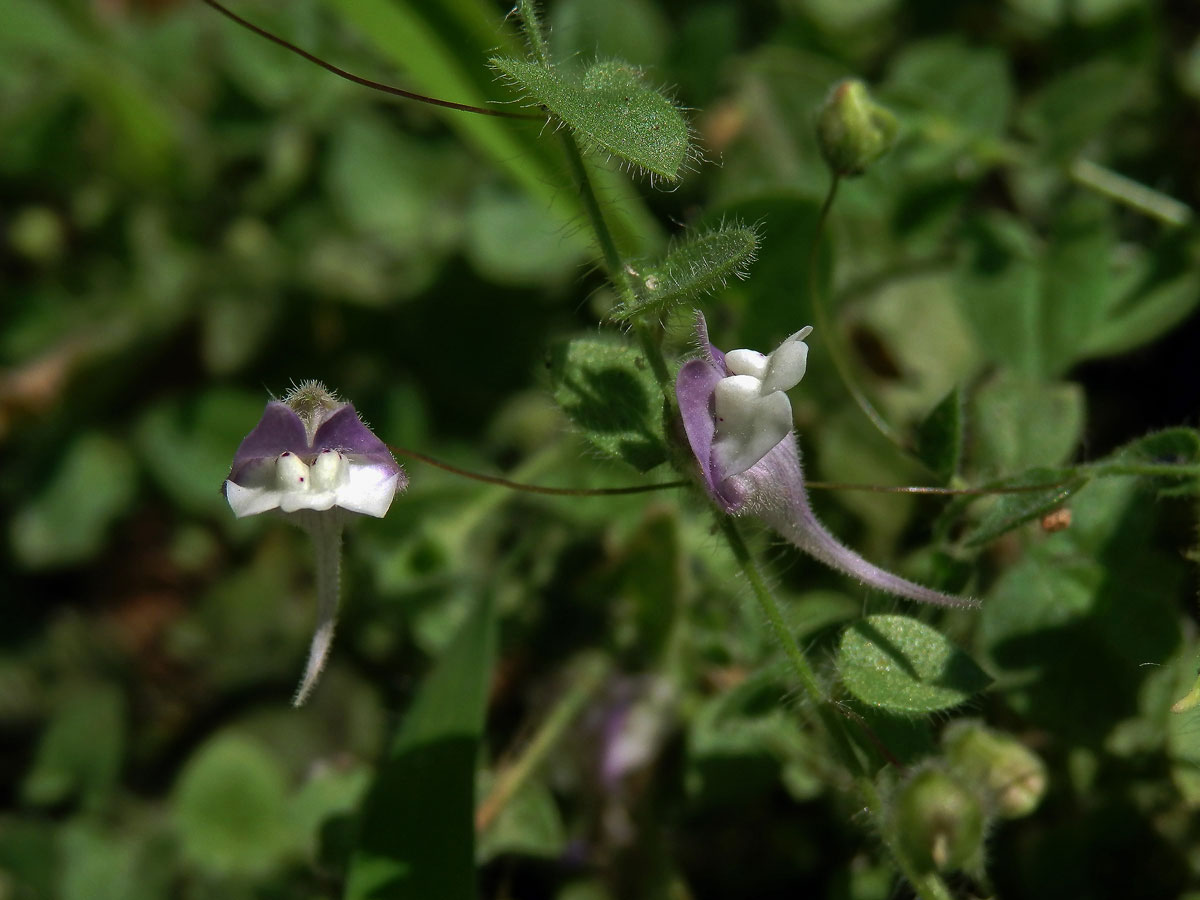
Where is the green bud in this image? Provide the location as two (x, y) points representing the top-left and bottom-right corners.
(944, 721), (1047, 819)
(893, 767), (984, 873)
(816, 79), (898, 177)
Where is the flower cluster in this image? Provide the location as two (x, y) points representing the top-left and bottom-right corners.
(676, 313), (973, 608)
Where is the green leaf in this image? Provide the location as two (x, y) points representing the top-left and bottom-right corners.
(10, 433), (136, 569)
(914, 387), (964, 483)
(172, 733), (292, 876)
(476, 777), (566, 863)
(547, 337), (668, 472)
(887, 39), (1012, 140)
(464, 183), (587, 285)
(491, 56), (691, 181)
(961, 467), (1088, 547)
(971, 372), (1084, 473)
(58, 822), (171, 900)
(1019, 60), (1140, 161)
(885, 38), (1012, 173)
(837, 615), (991, 715)
(345, 591), (496, 900)
(319, 0), (646, 257)
(1096, 427), (1200, 494)
(688, 671), (820, 805)
(22, 684), (125, 809)
(979, 477), (1184, 742)
(612, 222), (760, 323)
(1114, 427), (1200, 468)
(1080, 266), (1200, 360)
(954, 212), (1041, 377)
(1039, 195), (1117, 376)
(287, 765), (371, 860)
(1167, 649), (1200, 805)
(135, 389), (266, 516)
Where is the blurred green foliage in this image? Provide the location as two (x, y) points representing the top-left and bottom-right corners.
(3, 0), (1200, 898)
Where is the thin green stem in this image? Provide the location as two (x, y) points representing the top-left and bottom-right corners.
(476, 654), (609, 832)
(808, 176), (910, 451)
(719, 518), (823, 704)
(200, 0), (539, 120)
(719, 515), (955, 900)
(1069, 158), (1192, 228)
(560, 133), (674, 394)
(388, 444), (688, 496)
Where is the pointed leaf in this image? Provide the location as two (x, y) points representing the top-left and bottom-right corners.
(491, 56), (690, 181)
(345, 592), (496, 900)
(612, 223), (760, 323)
(838, 615), (991, 715)
(961, 467), (1087, 547)
(914, 387), (964, 483)
(972, 372), (1084, 472)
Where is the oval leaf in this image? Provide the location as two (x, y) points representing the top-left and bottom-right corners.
(547, 337), (667, 471)
(172, 734), (291, 876)
(491, 56), (690, 181)
(838, 615), (991, 714)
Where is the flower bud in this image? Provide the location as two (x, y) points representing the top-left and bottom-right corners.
(944, 721), (1047, 819)
(892, 767), (984, 873)
(816, 79), (898, 177)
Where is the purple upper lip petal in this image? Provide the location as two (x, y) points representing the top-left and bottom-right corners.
(227, 402), (310, 485)
(228, 401), (403, 487)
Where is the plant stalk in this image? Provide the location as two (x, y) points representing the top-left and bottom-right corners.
(719, 515), (955, 900)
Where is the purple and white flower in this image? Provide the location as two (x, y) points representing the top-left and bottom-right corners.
(676, 313), (974, 608)
(224, 382), (407, 705)
(225, 391), (405, 520)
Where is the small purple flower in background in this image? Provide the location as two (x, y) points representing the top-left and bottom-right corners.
(676, 313), (974, 608)
(224, 381), (406, 705)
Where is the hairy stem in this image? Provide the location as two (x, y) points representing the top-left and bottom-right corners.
(720, 516), (955, 900)
(559, 133), (674, 395)
(293, 511), (344, 707)
(513, 0), (554, 69)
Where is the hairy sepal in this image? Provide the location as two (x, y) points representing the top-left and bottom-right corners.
(612, 223), (760, 324)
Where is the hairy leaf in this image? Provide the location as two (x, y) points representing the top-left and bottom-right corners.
(547, 337), (668, 471)
(838, 615), (991, 715)
(491, 56), (691, 181)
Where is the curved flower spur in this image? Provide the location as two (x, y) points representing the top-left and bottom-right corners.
(224, 382), (406, 705)
(676, 313), (974, 608)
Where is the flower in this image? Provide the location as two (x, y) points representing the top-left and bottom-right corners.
(676, 313), (974, 608)
(223, 382), (407, 705)
(224, 387), (405, 520)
